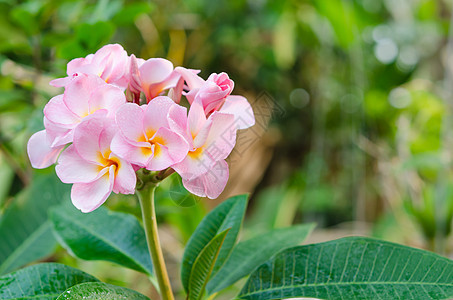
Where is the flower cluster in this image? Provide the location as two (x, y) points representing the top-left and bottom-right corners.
(28, 44), (254, 212)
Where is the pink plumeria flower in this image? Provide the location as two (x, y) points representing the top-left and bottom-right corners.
(170, 99), (237, 198)
(175, 67), (255, 129)
(27, 74), (127, 169)
(50, 44), (130, 89)
(176, 67), (234, 115)
(56, 117), (136, 213)
(111, 96), (189, 171)
(128, 56), (181, 102)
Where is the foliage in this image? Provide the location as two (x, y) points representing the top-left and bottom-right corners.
(2, 195), (452, 299)
(239, 237), (453, 300)
(50, 203), (154, 276)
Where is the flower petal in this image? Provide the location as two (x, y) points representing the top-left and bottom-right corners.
(139, 58), (174, 86)
(110, 133), (150, 167)
(203, 112), (237, 161)
(168, 76), (184, 104)
(73, 117), (106, 163)
(142, 96), (175, 134)
(27, 130), (64, 169)
(168, 104), (190, 144)
(182, 160), (229, 199)
(44, 94), (80, 127)
(99, 121), (118, 155)
(93, 44), (129, 88)
(55, 145), (105, 184)
(145, 127), (189, 171)
(174, 66), (204, 90)
(220, 95), (255, 129)
(188, 99), (207, 139)
(44, 117), (74, 147)
(115, 103), (147, 145)
(88, 84), (126, 117)
(71, 166), (114, 213)
(111, 155), (136, 194)
(63, 74), (106, 117)
(172, 149), (215, 180)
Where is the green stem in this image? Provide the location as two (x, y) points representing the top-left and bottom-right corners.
(137, 183), (175, 300)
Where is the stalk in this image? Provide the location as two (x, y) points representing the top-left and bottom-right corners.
(137, 183), (175, 300)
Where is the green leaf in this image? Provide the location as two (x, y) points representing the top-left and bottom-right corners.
(112, 2), (154, 26)
(188, 229), (229, 300)
(56, 282), (149, 300)
(207, 223), (315, 294)
(181, 195), (248, 293)
(0, 263), (99, 299)
(50, 204), (153, 276)
(0, 173), (70, 275)
(238, 237), (453, 300)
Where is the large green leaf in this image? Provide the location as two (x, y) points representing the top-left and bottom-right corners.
(181, 195), (247, 292)
(50, 204), (153, 275)
(56, 282), (149, 300)
(0, 263), (99, 299)
(0, 173), (70, 275)
(238, 237), (453, 300)
(188, 229), (229, 300)
(207, 223), (315, 294)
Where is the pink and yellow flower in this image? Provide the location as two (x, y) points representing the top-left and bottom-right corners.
(170, 99), (237, 199)
(27, 73), (127, 169)
(111, 97), (189, 171)
(27, 43), (256, 210)
(56, 117), (136, 212)
(175, 67), (255, 129)
(128, 56), (181, 102)
(50, 44), (130, 89)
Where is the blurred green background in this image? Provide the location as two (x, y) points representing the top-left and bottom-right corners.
(1, 0), (453, 298)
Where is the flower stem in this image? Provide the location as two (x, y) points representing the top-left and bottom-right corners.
(137, 183), (175, 300)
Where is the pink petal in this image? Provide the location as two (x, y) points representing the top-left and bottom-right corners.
(220, 95), (255, 129)
(145, 127), (189, 171)
(88, 84), (126, 117)
(184, 88), (199, 105)
(44, 117), (73, 147)
(188, 99), (207, 139)
(55, 145), (106, 184)
(168, 76), (184, 104)
(99, 121), (118, 155)
(168, 104), (191, 145)
(174, 66), (204, 90)
(27, 130), (64, 169)
(66, 57), (88, 75)
(128, 54), (142, 96)
(110, 133), (150, 167)
(203, 112), (237, 161)
(142, 96), (175, 135)
(44, 95), (80, 128)
(49, 77), (72, 87)
(115, 103), (147, 145)
(196, 73), (234, 114)
(139, 58), (174, 86)
(111, 154), (136, 194)
(71, 166), (114, 213)
(63, 74), (106, 117)
(154, 70), (181, 91)
(172, 149), (215, 180)
(72, 117), (106, 163)
(192, 118), (213, 149)
(182, 160), (229, 199)
(93, 44), (129, 88)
